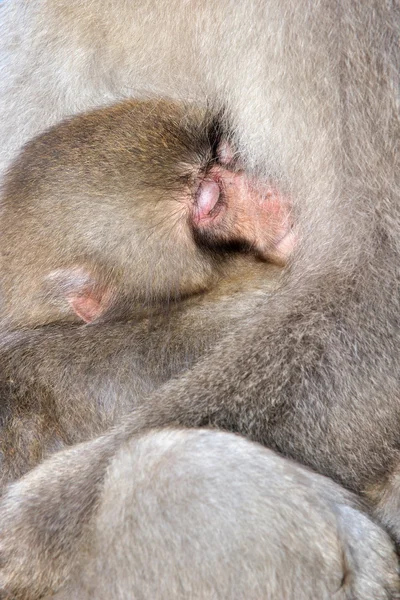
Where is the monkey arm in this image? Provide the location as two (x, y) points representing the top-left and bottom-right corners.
(111, 266), (400, 529)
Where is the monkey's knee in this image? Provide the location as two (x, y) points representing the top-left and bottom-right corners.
(54, 429), (399, 600)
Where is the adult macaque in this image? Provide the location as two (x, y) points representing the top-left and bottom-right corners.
(0, 0), (399, 599)
(0, 98), (392, 600)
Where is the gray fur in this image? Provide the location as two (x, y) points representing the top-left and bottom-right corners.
(1, 429), (398, 600)
(0, 0), (399, 598)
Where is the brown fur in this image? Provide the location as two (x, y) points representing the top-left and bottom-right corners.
(0, 98), (288, 329)
(0, 98), (283, 487)
(0, 0), (399, 598)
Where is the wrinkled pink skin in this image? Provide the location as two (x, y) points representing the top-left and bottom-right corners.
(194, 166), (294, 265)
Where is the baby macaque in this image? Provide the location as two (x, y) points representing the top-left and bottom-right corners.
(0, 99), (293, 486)
(0, 99), (293, 329)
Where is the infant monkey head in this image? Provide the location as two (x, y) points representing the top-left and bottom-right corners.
(0, 99), (293, 327)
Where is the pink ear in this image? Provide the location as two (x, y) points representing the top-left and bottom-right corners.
(45, 267), (111, 324)
(68, 293), (105, 324)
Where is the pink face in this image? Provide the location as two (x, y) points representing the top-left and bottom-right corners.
(192, 158), (294, 267)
